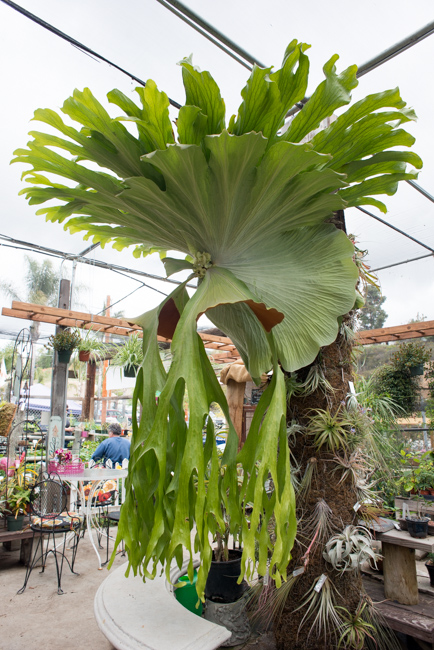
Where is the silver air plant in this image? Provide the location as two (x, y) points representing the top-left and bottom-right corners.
(323, 525), (380, 574)
(295, 574), (342, 641)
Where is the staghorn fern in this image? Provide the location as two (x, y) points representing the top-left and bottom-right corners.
(12, 40), (421, 598)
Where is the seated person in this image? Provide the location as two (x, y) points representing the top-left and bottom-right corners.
(91, 423), (130, 466)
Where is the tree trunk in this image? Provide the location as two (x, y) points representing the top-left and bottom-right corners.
(274, 326), (362, 649)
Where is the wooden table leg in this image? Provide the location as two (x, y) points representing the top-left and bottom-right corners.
(382, 541), (419, 605)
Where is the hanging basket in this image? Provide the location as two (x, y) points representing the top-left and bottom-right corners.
(57, 349), (73, 364)
(124, 364), (139, 378)
(409, 363), (424, 376)
(79, 350), (91, 362)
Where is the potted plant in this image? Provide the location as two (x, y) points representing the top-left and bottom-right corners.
(205, 518), (246, 603)
(399, 450), (432, 538)
(46, 328), (81, 364)
(74, 327), (106, 362)
(110, 333), (143, 378)
(0, 453), (37, 530)
(426, 552), (434, 587)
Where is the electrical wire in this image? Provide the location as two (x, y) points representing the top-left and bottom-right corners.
(371, 252), (434, 273)
(0, 234), (197, 288)
(355, 206), (434, 253)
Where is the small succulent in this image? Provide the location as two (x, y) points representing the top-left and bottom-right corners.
(323, 525), (380, 573)
(46, 328), (81, 352)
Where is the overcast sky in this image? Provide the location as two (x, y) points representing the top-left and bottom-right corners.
(1, 0), (433, 348)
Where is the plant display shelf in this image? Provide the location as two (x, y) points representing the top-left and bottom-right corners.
(376, 528), (434, 606)
(0, 526), (34, 565)
(363, 577), (434, 647)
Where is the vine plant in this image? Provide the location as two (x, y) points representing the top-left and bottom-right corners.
(13, 40), (421, 601)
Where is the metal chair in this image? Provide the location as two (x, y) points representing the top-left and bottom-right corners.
(101, 506), (125, 567)
(18, 472), (82, 595)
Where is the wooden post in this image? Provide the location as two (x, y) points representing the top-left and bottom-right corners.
(226, 379), (245, 450)
(383, 542), (419, 605)
(82, 361), (96, 421)
(101, 296), (110, 425)
(50, 279), (71, 447)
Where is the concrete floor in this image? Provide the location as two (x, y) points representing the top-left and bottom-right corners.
(0, 528), (127, 650)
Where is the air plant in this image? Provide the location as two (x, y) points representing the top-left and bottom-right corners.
(285, 374), (303, 402)
(360, 594), (402, 650)
(286, 419), (304, 442)
(336, 602), (377, 650)
(297, 457), (318, 501)
(323, 525), (380, 573)
(301, 499), (335, 545)
(245, 570), (301, 631)
(299, 363), (335, 397)
(307, 406), (352, 453)
(331, 449), (369, 486)
(295, 574), (342, 642)
(339, 321), (356, 344)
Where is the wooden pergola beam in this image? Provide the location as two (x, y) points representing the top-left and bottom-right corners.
(2, 301), (239, 361)
(3, 302), (433, 366)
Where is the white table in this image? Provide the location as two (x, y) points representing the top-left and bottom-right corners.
(61, 468), (128, 569)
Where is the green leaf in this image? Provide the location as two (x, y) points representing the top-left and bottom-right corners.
(283, 55), (358, 143)
(229, 40), (310, 141)
(178, 56), (226, 135)
(162, 257), (194, 277)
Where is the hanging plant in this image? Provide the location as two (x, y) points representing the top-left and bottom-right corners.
(13, 40), (421, 598)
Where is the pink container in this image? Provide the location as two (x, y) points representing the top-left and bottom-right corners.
(48, 460), (85, 475)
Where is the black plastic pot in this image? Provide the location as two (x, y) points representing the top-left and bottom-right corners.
(410, 363), (424, 376)
(6, 515), (25, 531)
(123, 364), (138, 378)
(406, 516), (430, 539)
(426, 562), (434, 587)
(57, 349), (72, 364)
(205, 549), (247, 603)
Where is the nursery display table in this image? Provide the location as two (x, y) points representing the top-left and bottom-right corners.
(376, 528), (434, 605)
(61, 468), (128, 569)
(0, 527), (34, 565)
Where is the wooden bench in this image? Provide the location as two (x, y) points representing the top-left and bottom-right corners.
(376, 528), (434, 605)
(0, 528), (34, 565)
(364, 577), (434, 648)
(94, 560), (232, 650)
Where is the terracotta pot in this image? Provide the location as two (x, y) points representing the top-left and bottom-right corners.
(79, 350), (90, 362)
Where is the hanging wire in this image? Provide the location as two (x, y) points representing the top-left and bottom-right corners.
(355, 207), (434, 253)
(0, 234), (196, 288)
(0, 0), (182, 108)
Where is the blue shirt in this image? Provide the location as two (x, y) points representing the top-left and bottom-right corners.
(91, 436), (130, 465)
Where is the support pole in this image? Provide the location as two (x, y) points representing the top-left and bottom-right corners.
(49, 279), (70, 447)
(82, 361), (96, 422)
(101, 296), (110, 425)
